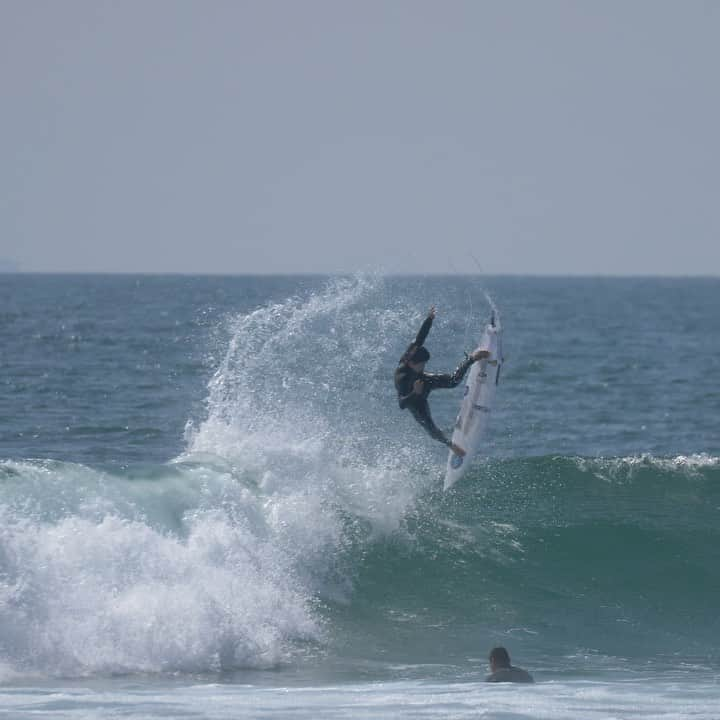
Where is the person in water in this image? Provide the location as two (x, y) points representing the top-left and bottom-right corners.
(485, 646), (534, 683)
(394, 305), (488, 454)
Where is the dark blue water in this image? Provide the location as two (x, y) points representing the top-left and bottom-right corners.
(1, 274), (719, 717)
(3, 275), (717, 466)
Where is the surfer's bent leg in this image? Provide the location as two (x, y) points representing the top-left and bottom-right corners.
(409, 404), (451, 447)
(424, 357), (474, 391)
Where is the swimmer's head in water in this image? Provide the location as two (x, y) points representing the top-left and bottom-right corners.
(489, 647), (511, 669)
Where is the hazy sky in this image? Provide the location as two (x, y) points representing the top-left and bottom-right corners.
(1, 1), (719, 275)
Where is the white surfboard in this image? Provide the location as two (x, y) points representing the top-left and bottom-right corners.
(443, 315), (503, 490)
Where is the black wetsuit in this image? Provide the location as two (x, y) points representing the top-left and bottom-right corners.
(485, 666), (534, 683)
(394, 313), (473, 447)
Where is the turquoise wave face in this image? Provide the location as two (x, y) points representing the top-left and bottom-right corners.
(332, 454), (720, 668)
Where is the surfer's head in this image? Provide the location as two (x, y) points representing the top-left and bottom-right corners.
(407, 345), (429, 370)
(489, 647), (511, 670)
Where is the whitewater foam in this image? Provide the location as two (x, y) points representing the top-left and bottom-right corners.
(0, 486), (319, 678)
(573, 453), (720, 482)
(0, 276), (432, 679)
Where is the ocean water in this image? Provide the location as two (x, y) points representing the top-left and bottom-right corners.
(0, 273), (718, 719)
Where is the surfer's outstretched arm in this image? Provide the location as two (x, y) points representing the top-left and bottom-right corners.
(414, 305), (435, 346)
(399, 306), (435, 364)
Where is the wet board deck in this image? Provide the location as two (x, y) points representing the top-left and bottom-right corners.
(444, 317), (503, 490)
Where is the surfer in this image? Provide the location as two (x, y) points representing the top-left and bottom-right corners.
(485, 647), (534, 683)
(394, 305), (488, 455)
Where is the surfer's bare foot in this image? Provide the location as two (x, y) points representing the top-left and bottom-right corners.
(451, 443), (466, 457)
(471, 350), (490, 361)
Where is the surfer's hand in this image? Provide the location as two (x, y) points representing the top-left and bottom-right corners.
(471, 349), (490, 361)
(451, 443), (466, 457)
(428, 305), (436, 319)
(413, 379), (424, 395)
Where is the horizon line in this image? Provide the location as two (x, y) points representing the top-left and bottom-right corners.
(1, 270), (719, 280)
